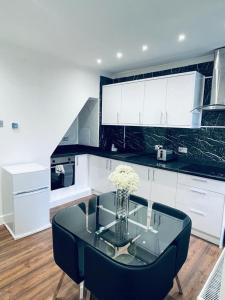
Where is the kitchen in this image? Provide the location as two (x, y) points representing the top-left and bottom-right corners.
(1, 1), (225, 299)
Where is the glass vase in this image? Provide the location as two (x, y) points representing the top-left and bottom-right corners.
(116, 189), (130, 220)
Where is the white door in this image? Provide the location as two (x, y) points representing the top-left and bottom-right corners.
(120, 81), (145, 124)
(75, 155), (88, 189)
(165, 74), (195, 127)
(143, 78), (167, 126)
(89, 156), (111, 193)
(151, 169), (177, 207)
(102, 84), (122, 124)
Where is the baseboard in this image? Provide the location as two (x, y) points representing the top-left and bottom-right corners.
(0, 214), (4, 226)
(50, 187), (92, 208)
(191, 229), (220, 246)
(4, 223), (51, 240)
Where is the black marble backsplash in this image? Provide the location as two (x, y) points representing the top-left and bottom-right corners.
(100, 61), (225, 164)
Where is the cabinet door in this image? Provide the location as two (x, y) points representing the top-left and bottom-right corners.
(151, 169), (177, 207)
(89, 156), (111, 193)
(143, 78), (167, 126)
(111, 160), (152, 201)
(166, 74), (195, 127)
(120, 81), (144, 124)
(127, 163), (152, 200)
(75, 155), (88, 189)
(176, 184), (224, 238)
(102, 85), (122, 124)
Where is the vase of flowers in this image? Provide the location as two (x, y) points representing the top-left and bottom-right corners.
(109, 165), (139, 220)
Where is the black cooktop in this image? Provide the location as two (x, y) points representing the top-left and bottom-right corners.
(180, 163), (225, 180)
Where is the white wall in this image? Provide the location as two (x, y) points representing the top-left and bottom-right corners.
(0, 42), (100, 223)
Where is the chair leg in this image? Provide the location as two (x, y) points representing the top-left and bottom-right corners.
(79, 281), (84, 299)
(52, 271), (65, 300)
(175, 275), (183, 295)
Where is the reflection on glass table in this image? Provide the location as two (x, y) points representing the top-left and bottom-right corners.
(54, 192), (188, 266)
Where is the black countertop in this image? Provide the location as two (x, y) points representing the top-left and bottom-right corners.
(51, 145), (225, 182)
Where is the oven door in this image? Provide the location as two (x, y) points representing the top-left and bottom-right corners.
(51, 162), (75, 190)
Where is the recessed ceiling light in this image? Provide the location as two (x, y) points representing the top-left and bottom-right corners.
(178, 34), (186, 42)
(96, 58), (102, 64)
(116, 52), (123, 59)
(142, 44), (148, 52)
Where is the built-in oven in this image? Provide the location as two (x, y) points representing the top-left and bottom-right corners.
(51, 156), (75, 190)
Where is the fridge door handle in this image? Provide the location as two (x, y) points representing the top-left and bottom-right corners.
(14, 186), (49, 196)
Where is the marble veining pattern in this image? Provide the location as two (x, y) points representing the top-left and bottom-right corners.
(100, 62), (225, 163)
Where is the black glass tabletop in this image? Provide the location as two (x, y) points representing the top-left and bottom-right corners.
(54, 192), (187, 266)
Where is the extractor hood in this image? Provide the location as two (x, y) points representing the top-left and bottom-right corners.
(201, 47), (225, 110)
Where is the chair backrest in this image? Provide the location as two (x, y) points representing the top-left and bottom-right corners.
(52, 216), (83, 284)
(130, 194), (148, 207)
(84, 244), (177, 300)
(152, 202), (192, 276)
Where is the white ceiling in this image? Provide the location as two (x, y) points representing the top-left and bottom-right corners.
(0, 0), (225, 74)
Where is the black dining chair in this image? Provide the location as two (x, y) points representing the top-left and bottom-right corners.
(152, 202), (192, 295)
(84, 244), (177, 300)
(52, 215), (85, 300)
(130, 194), (149, 207)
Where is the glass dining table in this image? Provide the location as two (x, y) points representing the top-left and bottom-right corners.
(54, 192), (188, 266)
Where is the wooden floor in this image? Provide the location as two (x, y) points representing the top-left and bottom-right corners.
(0, 196), (221, 300)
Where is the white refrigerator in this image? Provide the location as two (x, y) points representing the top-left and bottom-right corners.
(2, 163), (50, 239)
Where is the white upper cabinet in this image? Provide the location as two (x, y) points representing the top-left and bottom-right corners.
(102, 84), (121, 124)
(102, 71), (204, 128)
(120, 82), (145, 124)
(143, 78), (167, 126)
(165, 73), (203, 127)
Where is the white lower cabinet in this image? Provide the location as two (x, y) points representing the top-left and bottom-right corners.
(88, 156), (113, 193)
(75, 155), (89, 189)
(110, 159), (152, 200)
(89, 156), (152, 199)
(176, 184), (224, 239)
(151, 169), (177, 207)
(176, 173), (225, 244)
(88, 155), (225, 245)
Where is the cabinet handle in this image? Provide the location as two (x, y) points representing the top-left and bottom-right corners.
(106, 159), (108, 170)
(76, 156), (79, 166)
(117, 112), (119, 123)
(160, 112), (163, 124)
(189, 208), (206, 217)
(147, 168), (150, 181)
(153, 169), (155, 181)
(110, 160), (112, 170)
(166, 111), (168, 124)
(192, 177), (208, 183)
(190, 188), (207, 195)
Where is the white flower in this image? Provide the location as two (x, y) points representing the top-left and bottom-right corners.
(108, 165), (140, 193)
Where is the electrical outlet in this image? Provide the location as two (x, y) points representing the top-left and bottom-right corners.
(178, 147), (188, 154)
